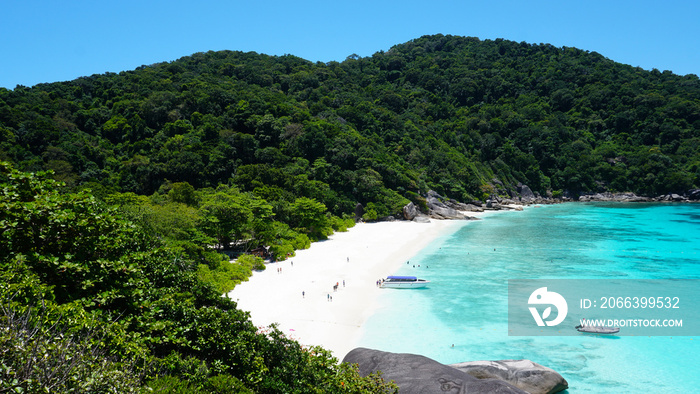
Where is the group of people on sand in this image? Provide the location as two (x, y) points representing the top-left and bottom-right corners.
(301, 280), (346, 301)
(327, 280), (345, 301)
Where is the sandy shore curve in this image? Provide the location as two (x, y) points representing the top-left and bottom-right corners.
(227, 219), (475, 360)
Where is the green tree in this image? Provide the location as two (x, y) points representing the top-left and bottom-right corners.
(168, 181), (198, 206)
(0, 162), (150, 308)
(198, 186), (274, 250)
(290, 197), (332, 241)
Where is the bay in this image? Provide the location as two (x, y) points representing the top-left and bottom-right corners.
(359, 202), (700, 393)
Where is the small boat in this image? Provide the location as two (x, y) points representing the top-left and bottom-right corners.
(575, 324), (620, 334)
(380, 276), (429, 288)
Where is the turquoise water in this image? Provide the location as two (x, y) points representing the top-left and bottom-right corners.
(359, 203), (700, 393)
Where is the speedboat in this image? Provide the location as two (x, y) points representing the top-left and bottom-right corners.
(380, 276), (429, 288)
(575, 324), (620, 334)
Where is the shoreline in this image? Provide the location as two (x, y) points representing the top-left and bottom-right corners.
(227, 216), (490, 359)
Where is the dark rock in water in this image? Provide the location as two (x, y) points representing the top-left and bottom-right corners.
(343, 348), (527, 394)
(403, 202), (419, 220)
(450, 360), (568, 394)
(689, 189), (700, 200)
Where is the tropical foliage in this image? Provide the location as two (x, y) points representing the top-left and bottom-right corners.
(0, 162), (397, 392)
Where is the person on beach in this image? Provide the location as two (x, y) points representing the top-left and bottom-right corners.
(302, 291), (305, 298)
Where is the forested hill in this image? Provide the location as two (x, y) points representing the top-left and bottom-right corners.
(2, 34), (700, 217)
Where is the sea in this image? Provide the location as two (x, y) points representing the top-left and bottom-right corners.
(359, 202), (700, 393)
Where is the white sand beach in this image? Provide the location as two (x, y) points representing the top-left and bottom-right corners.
(227, 217), (482, 360)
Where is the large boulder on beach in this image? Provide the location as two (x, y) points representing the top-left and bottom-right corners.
(450, 360), (568, 394)
(403, 202), (419, 220)
(343, 348), (527, 393)
(429, 205), (469, 220)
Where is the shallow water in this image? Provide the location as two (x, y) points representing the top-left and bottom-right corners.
(360, 203), (700, 393)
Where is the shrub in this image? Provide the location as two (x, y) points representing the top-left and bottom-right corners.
(330, 214), (356, 232)
(362, 203), (379, 221)
(237, 254), (266, 271)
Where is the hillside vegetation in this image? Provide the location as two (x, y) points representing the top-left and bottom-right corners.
(2, 34), (699, 211)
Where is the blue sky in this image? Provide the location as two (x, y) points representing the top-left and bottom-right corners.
(2, 0), (699, 89)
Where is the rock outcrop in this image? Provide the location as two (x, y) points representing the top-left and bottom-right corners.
(394, 185), (700, 226)
(517, 183), (536, 202)
(486, 198), (525, 210)
(656, 193), (687, 202)
(402, 202), (419, 220)
(450, 359), (568, 394)
(343, 348), (528, 394)
(425, 190), (481, 220)
(578, 192), (650, 202)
